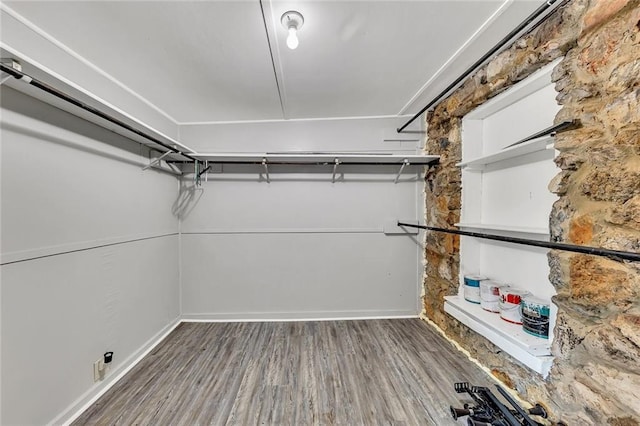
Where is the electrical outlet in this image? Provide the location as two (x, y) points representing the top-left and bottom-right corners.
(93, 359), (104, 382)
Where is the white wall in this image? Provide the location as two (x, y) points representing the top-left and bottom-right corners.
(179, 118), (426, 319)
(0, 87), (180, 425)
(180, 117), (421, 153)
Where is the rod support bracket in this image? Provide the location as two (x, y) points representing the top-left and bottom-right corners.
(194, 160), (200, 186)
(394, 159), (410, 184)
(262, 158), (270, 183)
(197, 164), (211, 179)
(0, 58), (22, 72)
(332, 158), (341, 183)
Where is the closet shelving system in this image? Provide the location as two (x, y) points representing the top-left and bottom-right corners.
(0, 59), (440, 183)
(448, 62), (567, 377)
(185, 153), (440, 184)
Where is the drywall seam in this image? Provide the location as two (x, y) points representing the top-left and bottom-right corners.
(0, 133), (2, 426)
(0, 232), (178, 265)
(415, 174), (425, 314)
(258, 0), (286, 119)
(180, 228), (382, 235)
(178, 202), (183, 318)
(178, 114), (414, 126)
(52, 317), (182, 426)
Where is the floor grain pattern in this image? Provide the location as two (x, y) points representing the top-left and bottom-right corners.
(73, 319), (491, 425)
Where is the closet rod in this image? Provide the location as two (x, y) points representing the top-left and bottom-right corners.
(397, 222), (640, 263)
(505, 119), (580, 148)
(396, 0), (567, 134)
(169, 160), (439, 166)
(0, 63), (197, 162)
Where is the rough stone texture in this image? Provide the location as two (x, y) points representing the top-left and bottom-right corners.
(422, 0), (640, 424)
(568, 214), (594, 244)
(612, 312), (640, 346)
(583, 0), (630, 31)
(580, 168), (640, 203)
(607, 195), (640, 227)
(568, 255), (637, 313)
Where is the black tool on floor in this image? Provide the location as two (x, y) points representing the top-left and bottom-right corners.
(450, 382), (547, 426)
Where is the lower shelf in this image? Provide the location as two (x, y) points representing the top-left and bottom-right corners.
(444, 295), (553, 377)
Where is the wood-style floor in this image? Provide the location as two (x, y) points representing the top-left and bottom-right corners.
(73, 319), (491, 425)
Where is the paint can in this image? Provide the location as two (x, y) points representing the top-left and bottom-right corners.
(480, 280), (502, 313)
(499, 287), (529, 324)
(521, 296), (551, 339)
(463, 275), (487, 304)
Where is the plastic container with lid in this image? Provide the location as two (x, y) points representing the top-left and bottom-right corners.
(521, 295), (551, 339)
(463, 275), (487, 304)
(480, 280), (503, 313)
(498, 287), (530, 324)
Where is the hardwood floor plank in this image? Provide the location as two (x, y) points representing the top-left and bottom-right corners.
(72, 319), (491, 425)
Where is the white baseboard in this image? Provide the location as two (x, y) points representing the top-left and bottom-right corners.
(50, 318), (181, 426)
(181, 310), (418, 322)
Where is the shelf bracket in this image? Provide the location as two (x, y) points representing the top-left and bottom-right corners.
(197, 162), (211, 180)
(194, 160), (200, 186)
(394, 159), (410, 184)
(166, 162), (182, 175)
(262, 158), (270, 183)
(332, 158), (340, 183)
(1, 59), (21, 86)
(142, 151), (172, 171)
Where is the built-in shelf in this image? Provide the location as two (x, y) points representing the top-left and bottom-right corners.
(455, 223), (549, 237)
(453, 60), (561, 378)
(193, 153), (440, 165)
(456, 135), (554, 169)
(444, 295), (553, 377)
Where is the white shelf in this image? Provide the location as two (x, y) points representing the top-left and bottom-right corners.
(444, 295), (553, 377)
(193, 152), (440, 165)
(455, 223), (549, 237)
(456, 135), (554, 169)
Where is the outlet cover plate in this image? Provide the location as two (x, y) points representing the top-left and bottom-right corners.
(93, 359), (104, 382)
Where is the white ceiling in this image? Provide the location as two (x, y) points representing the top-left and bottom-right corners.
(3, 1), (543, 124)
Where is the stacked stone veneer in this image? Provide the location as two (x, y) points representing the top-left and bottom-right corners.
(423, 0), (640, 424)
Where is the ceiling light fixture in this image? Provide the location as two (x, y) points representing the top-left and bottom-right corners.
(281, 10), (304, 50)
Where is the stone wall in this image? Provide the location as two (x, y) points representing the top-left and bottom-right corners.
(422, 0), (640, 424)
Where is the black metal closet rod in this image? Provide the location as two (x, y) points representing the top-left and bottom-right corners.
(0, 63), (197, 162)
(397, 222), (640, 263)
(397, 0), (566, 134)
(505, 120), (580, 148)
(170, 160), (440, 166)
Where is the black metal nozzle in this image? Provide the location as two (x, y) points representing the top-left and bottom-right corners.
(450, 406), (471, 420)
(454, 382), (470, 393)
(528, 403), (548, 418)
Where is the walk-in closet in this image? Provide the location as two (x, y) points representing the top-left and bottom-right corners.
(1, 1), (638, 424)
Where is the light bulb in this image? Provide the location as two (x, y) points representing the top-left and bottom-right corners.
(286, 27), (299, 50)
